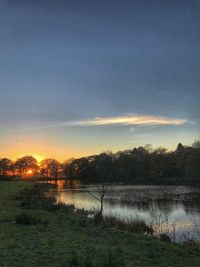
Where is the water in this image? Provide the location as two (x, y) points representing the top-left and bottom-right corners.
(49, 180), (200, 242)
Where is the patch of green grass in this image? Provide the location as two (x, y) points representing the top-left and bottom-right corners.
(0, 181), (199, 266)
(15, 212), (49, 225)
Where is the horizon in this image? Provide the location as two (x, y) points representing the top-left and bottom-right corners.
(0, 0), (199, 161)
(1, 140), (197, 163)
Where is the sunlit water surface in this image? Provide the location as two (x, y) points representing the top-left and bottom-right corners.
(49, 180), (200, 242)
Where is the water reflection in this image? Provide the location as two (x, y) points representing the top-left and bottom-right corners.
(47, 179), (80, 190)
(49, 181), (200, 241)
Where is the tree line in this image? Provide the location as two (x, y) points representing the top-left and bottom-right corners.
(0, 156), (61, 179)
(0, 141), (200, 184)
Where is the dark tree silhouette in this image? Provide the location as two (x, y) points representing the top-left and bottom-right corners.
(87, 183), (109, 216)
(0, 140), (199, 184)
(40, 159), (60, 179)
(64, 141), (200, 185)
(0, 158), (12, 177)
(15, 156), (38, 176)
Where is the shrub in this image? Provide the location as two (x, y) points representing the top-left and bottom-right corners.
(78, 218), (87, 227)
(183, 239), (200, 251)
(94, 212), (103, 224)
(17, 184), (56, 210)
(76, 208), (93, 216)
(103, 215), (153, 235)
(15, 212), (48, 225)
(48, 202), (75, 212)
(159, 234), (171, 242)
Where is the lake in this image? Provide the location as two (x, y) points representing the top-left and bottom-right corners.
(49, 180), (200, 242)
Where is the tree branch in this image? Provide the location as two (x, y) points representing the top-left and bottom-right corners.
(87, 190), (101, 202)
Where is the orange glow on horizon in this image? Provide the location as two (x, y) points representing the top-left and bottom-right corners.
(32, 154), (44, 164)
(1, 145), (98, 162)
(1, 134), (196, 163)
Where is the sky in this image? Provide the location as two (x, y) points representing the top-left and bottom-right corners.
(0, 0), (200, 161)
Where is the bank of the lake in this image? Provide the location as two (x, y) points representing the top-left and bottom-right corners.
(0, 181), (200, 267)
(51, 182), (200, 242)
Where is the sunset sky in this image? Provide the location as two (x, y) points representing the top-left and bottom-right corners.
(0, 0), (199, 161)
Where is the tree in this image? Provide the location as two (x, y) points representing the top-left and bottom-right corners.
(95, 153), (113, 182)
(153, 147), (167, 155)
(15, 156), (38, 177)
(47, 141), (200, 185)
(10, 162), (16, 176)
(86, 153), (112, 216)
(0, 158), (12, 177)
(87, 183), (109, 216)
(176, 143), (185, 152)
(40, 159), (60, 179)
(192, 140), (200, 149)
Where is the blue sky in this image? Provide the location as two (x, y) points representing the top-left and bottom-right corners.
(0, 0), (199, 160)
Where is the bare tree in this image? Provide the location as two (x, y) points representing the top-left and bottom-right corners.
(87, 183), (109, 216)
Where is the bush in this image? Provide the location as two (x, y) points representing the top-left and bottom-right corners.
(183, 239), (200, 251)
(94, 212), (103, 224)
(76, 208), (93, 216)
(17, 184), (56, 210)
(159, 234), (171, 242)
(48, 202), (75, 212)
(15, 212), (48, 225)
(103, 215), (153, 234)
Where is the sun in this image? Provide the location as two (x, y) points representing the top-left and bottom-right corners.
(27, 170), (33, 175)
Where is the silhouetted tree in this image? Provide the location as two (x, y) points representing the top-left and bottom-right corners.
(40, 159), (60, 179)
(15, 156), (38, 176)
(1, 141), (199, 184)
(63, 141), (200, 185)
(10, 162), (16, 176)
(192, 140), (200, 149)
(176, 143), (185, 152)
(88, 183), (109, 216)
(0, 158), (12, 177)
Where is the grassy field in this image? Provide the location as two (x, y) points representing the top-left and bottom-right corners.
(0, 181), (200, 267)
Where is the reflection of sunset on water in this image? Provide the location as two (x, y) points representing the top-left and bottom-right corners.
(48, 179), (80, 190)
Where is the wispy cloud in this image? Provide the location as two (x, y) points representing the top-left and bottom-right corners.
(17, 142), (23, 145)
(32, 114), (187, 130)
(78, 114), (186, 126)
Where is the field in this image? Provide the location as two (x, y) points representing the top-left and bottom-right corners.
(0, 181), (200, 267)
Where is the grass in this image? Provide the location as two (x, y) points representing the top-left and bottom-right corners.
(0, 181), (199, 266)
(101, 215), (154, 234)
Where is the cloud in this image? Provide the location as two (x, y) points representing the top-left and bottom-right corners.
(77, 114), (186, 126)
(32, 114), (187, 130)
(17, 142), (23, 145)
